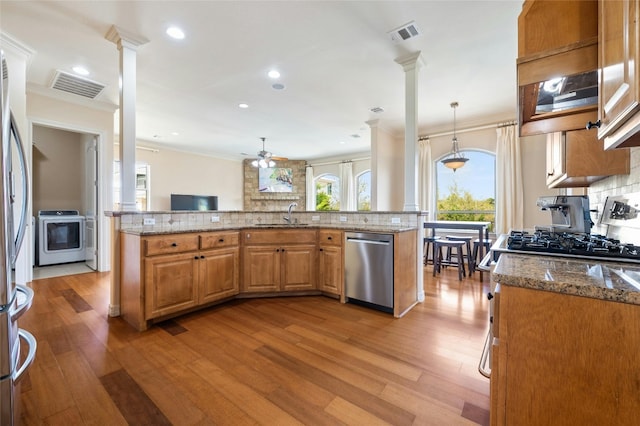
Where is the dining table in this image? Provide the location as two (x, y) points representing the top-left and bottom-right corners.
(423, 220), (491, 280)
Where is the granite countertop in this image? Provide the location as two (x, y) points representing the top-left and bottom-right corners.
(492, 253), (640, 306)
(120, 224), (417, 236)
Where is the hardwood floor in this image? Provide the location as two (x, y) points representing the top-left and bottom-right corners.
(16, 267), (491, 425)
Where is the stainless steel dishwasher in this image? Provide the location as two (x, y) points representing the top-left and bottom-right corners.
(344, 232), (394, 313)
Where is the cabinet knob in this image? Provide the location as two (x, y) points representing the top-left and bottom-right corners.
(276, 248), (280, 252)
(586, 120), (601, 130)
(200, 255), (205, 259)
(327, 236), (333, 240)
(219, 238), (224, 243)
(194, 256), (199, 260)
(487, 292), (494, 300)
(171, 243), (178, 247)
(319, 248), (324, 252)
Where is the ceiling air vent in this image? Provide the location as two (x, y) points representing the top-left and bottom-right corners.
(50, 70), (105, 99)
(388, 21), (421, 43)
(370, 106), (384, 114)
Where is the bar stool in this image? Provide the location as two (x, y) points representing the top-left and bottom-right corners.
(433, 239), (466, 280)
(423, 236), (441, 265)
(473, 238), (492, 268)
(445, 235), (474, 274)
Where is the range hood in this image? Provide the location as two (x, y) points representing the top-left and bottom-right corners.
(534, 70), (598, 114)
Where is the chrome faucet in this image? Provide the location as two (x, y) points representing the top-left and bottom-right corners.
(284, 202), (298, 224)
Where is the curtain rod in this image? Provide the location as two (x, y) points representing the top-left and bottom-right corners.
(418, 120), (517, 141)
(308, 156), (370, 167)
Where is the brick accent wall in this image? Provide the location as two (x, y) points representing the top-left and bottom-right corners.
(243, 159), (307, 211)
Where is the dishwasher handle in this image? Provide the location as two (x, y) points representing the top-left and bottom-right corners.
(346, 237), (392, 246)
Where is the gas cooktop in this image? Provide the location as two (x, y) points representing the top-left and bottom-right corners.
(506, 230), (640, 263)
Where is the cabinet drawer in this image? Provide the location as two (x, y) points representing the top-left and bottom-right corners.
(319, 229), (343, 246)
(200, 231), (239, 249)
(242, 229), (317, 245)
(144, 234), (199, 256)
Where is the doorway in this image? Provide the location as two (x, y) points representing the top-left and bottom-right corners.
(31, 124), (99, 278)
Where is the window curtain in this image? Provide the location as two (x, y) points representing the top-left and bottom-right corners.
(495, 125), (524, 234)
(305, 165), (315, 210)
(339, 161), (355, 211)
(418, 139), (434, 219)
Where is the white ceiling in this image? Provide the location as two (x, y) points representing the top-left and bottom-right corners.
(0, 0), (522, 161)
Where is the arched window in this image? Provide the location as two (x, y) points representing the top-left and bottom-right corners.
(356, 170), (371, 211)
(315, 174), (340, 211)
(435, 150), (495, 231)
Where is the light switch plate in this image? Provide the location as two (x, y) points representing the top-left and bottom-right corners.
(143, 218), (155, 225)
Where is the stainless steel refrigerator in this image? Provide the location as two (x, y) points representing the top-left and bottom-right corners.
(1, 49), (37, 425)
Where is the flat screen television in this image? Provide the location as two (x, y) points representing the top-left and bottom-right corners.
(171, 194), (218, 211)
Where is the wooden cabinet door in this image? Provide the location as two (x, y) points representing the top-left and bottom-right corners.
(599, 0), (640, 144)
(144, 252), (199, 319)
(280, 245), (317, 291)
(545, 132), (565, 186)
(318, 245), (342, 295)
(199, 247), (239, 304)
(242, 246), (280, 292)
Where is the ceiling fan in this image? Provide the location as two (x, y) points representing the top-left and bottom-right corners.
(251, 137), (288, 168)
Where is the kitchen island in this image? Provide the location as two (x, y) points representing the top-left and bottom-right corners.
(110, 210), (425, 331)
(489, 253), (640, 425)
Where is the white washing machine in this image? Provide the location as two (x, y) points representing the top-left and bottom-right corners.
(38, 210), (86, 266)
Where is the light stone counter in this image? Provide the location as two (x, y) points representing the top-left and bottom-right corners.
(492, 253), (640, 306)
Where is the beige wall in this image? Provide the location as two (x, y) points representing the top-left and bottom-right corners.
(32, 126), (84, 214)
(375, 126), (403, 211)
(116, 145), (243, 211)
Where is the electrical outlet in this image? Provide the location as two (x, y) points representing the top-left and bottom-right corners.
(143, 218), (155, 225)
(339, 216), (347, 222)
(312, 215), (320, 221)
(211, 216), (220, 223)
(391, 217), (401, 224)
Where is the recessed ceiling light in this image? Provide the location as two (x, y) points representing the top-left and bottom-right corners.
(272, 83), (285, 90)
(268, 70), (280, 79)
(238, 103), (249, 109)
(72, 66), (90, 76)
(166, 26), (185, 40)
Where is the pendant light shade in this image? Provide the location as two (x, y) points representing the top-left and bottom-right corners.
(441, 101), (468, 172)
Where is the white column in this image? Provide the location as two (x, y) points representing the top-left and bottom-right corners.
(105, 26), (148, 212)
(395, 52), (424, 212)
(105, 26), (148, 317)
(366, 119), (379, 211)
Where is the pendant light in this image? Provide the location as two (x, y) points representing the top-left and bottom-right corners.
(441, 101), (468, 172)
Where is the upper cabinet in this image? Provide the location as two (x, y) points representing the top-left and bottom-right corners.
(597, 0), (640, 149)
(517, 0), (599, 137)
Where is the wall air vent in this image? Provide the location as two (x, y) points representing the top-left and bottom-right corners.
(50, 70), (105, 99)
(388, 21), (421, 43)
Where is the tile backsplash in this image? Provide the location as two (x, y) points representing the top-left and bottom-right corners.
(117, 210), (421, 233)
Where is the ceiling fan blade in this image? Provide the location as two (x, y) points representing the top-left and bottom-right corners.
(271, 156), (289, 161)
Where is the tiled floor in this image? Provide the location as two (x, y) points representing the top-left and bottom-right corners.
(32, 262), (95, 280)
